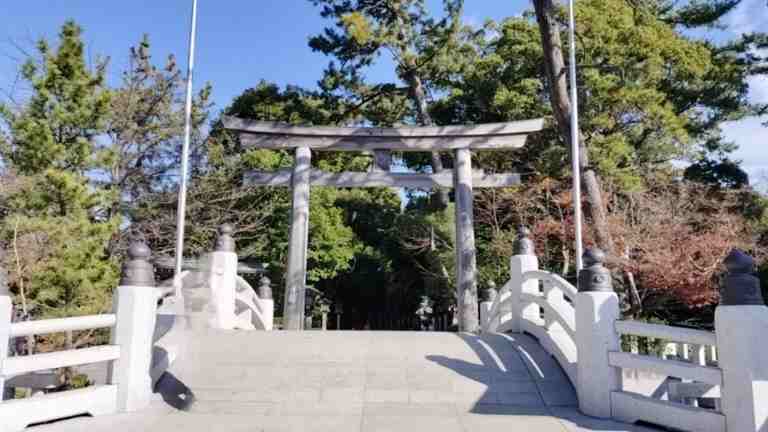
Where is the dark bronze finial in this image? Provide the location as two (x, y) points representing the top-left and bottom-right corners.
(720, 249), (763, 306)
(215, 224), (236, 252)
(258, 276), (273, 300)
(121, 241), (155, 287)
(583, 248), (606, 268)
(514, 225), (535, 256)
(578, 248), (612, 292)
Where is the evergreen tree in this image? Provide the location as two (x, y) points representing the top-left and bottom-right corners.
(309, 0), (467, 207)
(100, 35), (212, 219)
(0, 21), (119, 333)
(2, 21), (110, 174)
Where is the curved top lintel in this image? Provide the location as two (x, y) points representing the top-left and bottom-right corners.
(223, 116), (544, 139)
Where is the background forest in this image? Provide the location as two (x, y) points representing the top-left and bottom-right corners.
(1, 0), (767, 343)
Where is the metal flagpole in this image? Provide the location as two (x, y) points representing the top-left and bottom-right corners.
(173, 0), (199, 295)
(567, 0), (584, 272)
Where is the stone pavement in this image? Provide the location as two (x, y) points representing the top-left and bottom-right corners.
(33, 331), (659, 432)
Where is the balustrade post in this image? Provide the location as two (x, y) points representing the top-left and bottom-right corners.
(258, 276), (275, 331)
(108, 242), (161, 412)
(509, 226), (538, 333)
(208, 224), (238, 329)
(714, 249), (768, 432)
(687, 344), (708, 407)
(575, 248), (621, 418)
(479, 281), (497, 332)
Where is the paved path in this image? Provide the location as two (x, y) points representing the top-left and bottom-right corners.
(34, 331), (658, 432)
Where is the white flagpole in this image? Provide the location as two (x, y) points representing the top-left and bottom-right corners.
(567, 0), (584, 272)
(174, 0), (199, 293)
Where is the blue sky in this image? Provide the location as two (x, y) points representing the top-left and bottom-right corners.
(1, 0), (766, 188)
(0, 0), (524, 110)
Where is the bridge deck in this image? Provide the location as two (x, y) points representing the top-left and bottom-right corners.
(32, 331), (657, 432)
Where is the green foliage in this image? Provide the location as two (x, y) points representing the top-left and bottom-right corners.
(0, 21), (118, 324)
(309, 0), (464, 128)
(100, 34), (212, 212)
(1, 3), (765, 332)
(133, 82), (367, 306)
(300, 0), (768, 321)
(430, 17), (546, 124)
(1, 20), (110, 174)
(341, 12), (374, 44)
(576, 0), (707, 187)
(223, 81), (339, 129)
(307, 188), (360, 282)
(684, 158), (749, 188)
(69, 373), (92, 389)
(219, 82), (365, 285)
(430, 1), (764, 191)
(660, 0), (742, 28)
(7, 193), (119, 317)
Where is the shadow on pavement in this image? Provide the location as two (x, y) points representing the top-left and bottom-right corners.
(155, 372), (195, 411)
(427, 332), (663, 431)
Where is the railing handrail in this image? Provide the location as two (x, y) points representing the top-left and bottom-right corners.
(486, 280), (512, 320)
(482, 265), (578, 389)
(158, 270), (189, 298)
(485, 269), (576, 327)
(235, 275), (255, 295)
(236, 289), (264, 313)
(234, 274), (273, 330)
(485, 245), (763, 432)
(614, 320), (717, 347)
(608, 350), (723, 385)
(3, 345), (121, 377)
(9, 314), (117, 338)
(519, 292), (576, 336)
(521, 269), (577, 299)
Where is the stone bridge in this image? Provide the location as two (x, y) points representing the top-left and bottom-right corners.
(1, 229), (766, 432)
(30, 331), (652, 432)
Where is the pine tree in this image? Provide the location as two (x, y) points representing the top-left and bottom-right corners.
(0, 21), (119, 338)
(100, 35), (212, 219)
(309, 0), (466, 207)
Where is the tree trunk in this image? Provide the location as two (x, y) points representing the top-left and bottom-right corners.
(532, 0), (613, 253)
(393, 6), (449, 209)
(403, 65), (450, 209)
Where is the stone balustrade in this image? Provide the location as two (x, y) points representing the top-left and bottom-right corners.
(209, 224), (274, 331)
(0, 242), (161, 431)
(481, 226), (579, 385)
(0, 227), (275, 431)
(1, 224), (765, 432)
(480, 228), (768, 432)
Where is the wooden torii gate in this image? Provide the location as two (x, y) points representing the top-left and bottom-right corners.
(223, 117), (543, 332)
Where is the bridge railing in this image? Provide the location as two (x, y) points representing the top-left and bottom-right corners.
(208, 224), (274, 331)
(599, 249), (768, 432)
(606, 249), (768, 432)
(609, 320), (725, 432)
(0, 242), (160, 432)
(480, 228), (578, 385)
(483, 227), (768, 432)
(234, 275), (274, 330)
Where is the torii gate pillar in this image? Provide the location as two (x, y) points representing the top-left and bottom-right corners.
(454, 148), (479, 332)
(283, 146), (311, 330)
